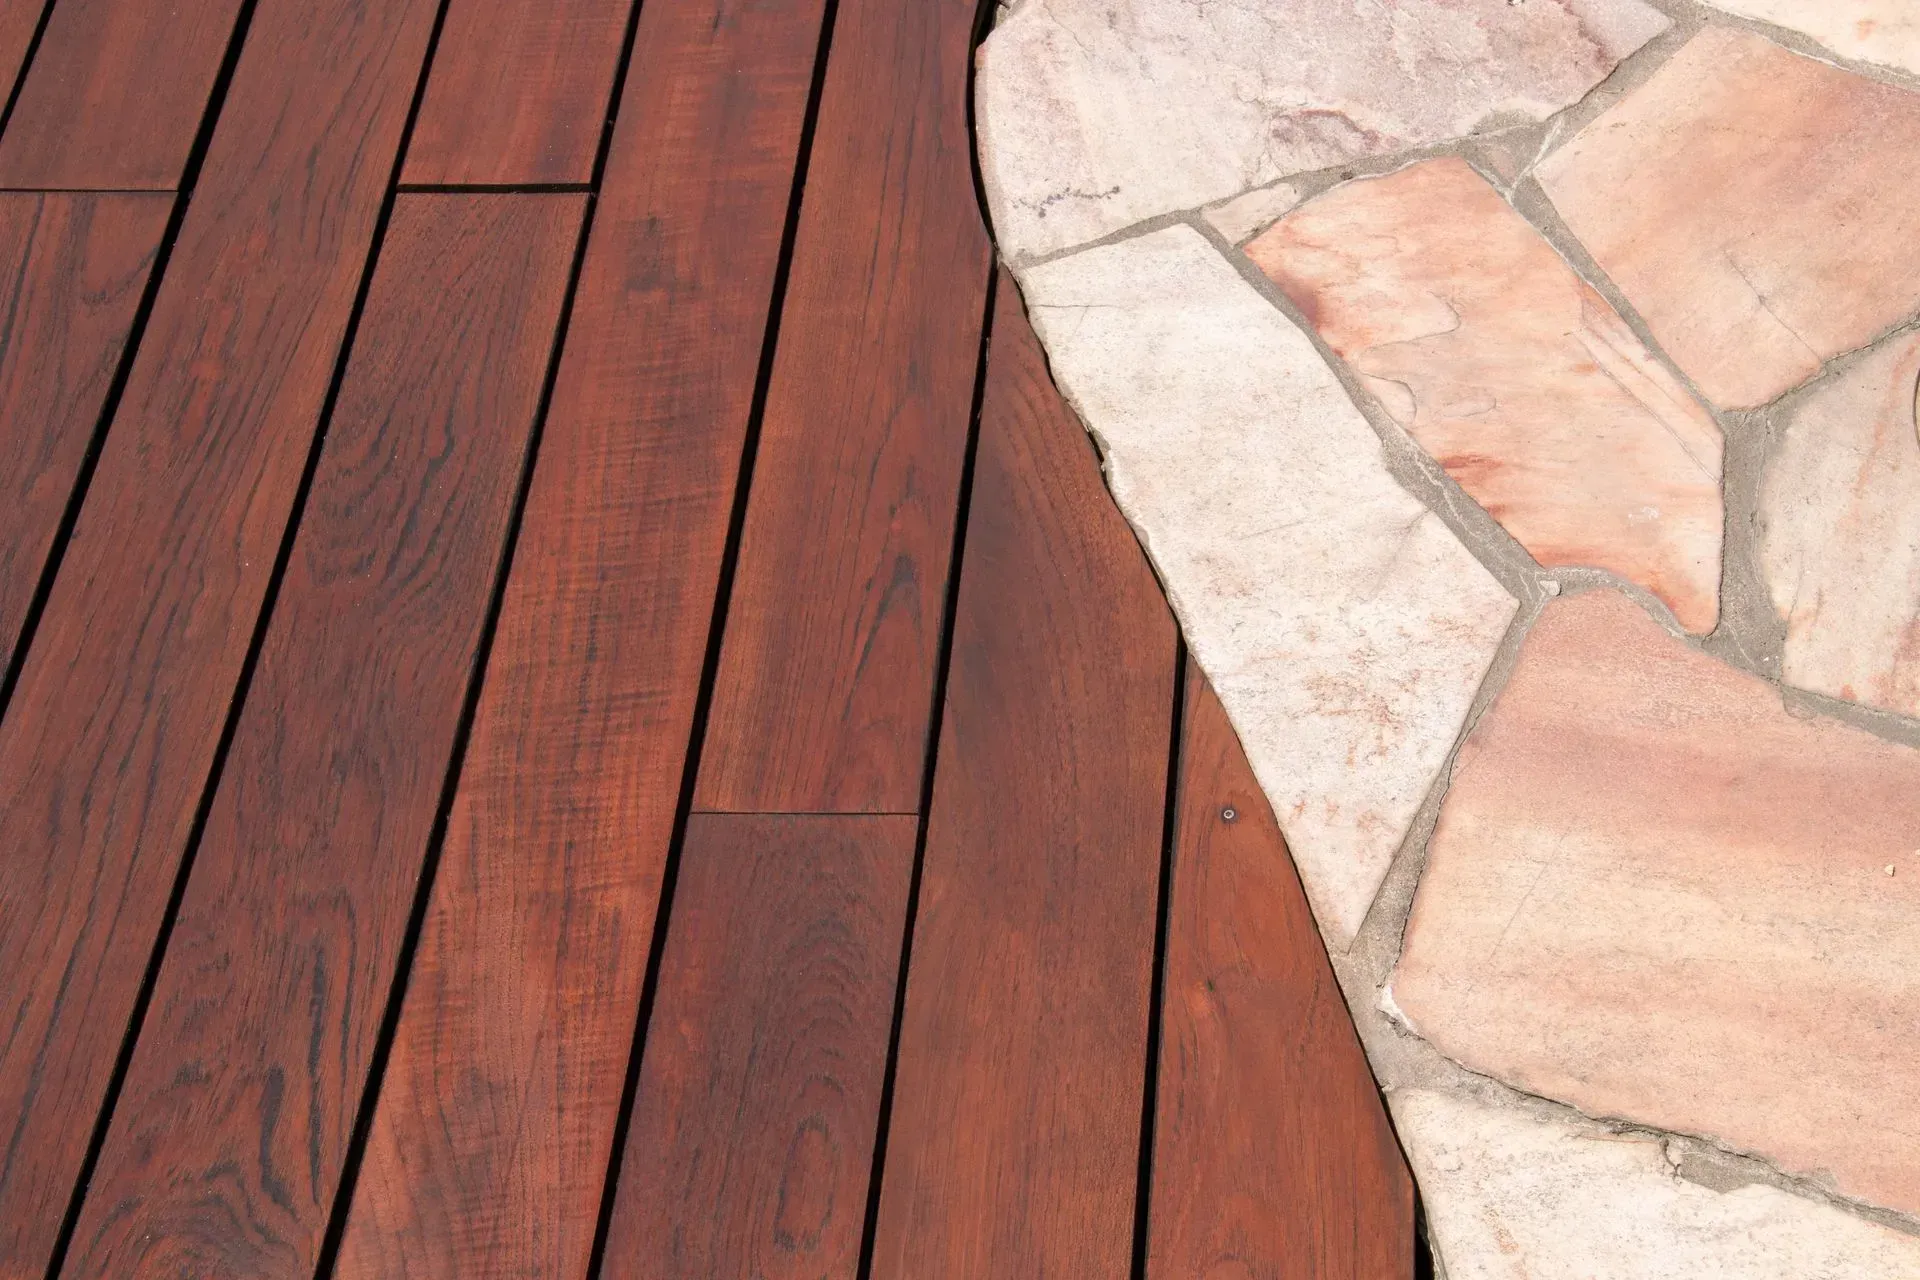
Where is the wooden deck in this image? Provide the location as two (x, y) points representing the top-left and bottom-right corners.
(0, 0), (1416, 1276)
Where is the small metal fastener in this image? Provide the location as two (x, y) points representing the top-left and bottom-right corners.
(1221, 807), (1237, 822)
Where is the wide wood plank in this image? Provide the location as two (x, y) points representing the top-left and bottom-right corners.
(57, 192), (584, 1280)
(691, 0), (992, 814)
(600, 813), (915, 1280)
(1150, 667), (1415, 1279)
(867, 276), (1177, 1277)
(0, 0), (48, 116)
(0, 0), (443, 1269)
(0, 0), (246, 189)
(0, 191), (169, 677)
(330, 0), (829, 1275)
(403, 0), (635, 186)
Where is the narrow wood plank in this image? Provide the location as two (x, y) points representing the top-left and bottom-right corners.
(0, 0), (444, 1270)
(691, 0), (992, 814)
(600, 813), (915, 1280)
(0, 0), (48, 117)
(331, 0), (830, 1275)
(0, 191), (169, 674)
(403, 0), (634, 186)
(868, 276), (1177, 1277)
(0, 0), (246, 189)
(57, 192), (585, 1280)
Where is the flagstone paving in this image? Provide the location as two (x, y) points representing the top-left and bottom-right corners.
(1701, 0), (1920, 76)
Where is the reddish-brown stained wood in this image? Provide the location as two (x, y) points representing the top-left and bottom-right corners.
(692, 0), (993, 814)
(57, 192), (584, 1280)
(867, 276), (1177, 1277)
(1150, 668), (1415, 1280)
(0, 0), (47, 113)
(600, 813), (915, 1280)
(0, 0), (246, 188)
(0, 0), (443, 1270)
(403, 0), (635, 186)
(331, 2), (828, 1276)
(0, 192), (169, 674)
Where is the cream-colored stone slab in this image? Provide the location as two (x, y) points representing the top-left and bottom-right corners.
(1201, 182), (1303, 247)
(1762, 331), (1920, 719)
(1536, 26), (1920, 410)
(1248, 158), (1724, 632)
(1019, 226), (1516, 945)
(1394, 1089), (1920, 1280)
(1703, 0), (1920, 77)
(976, 0), (1670, 261)
(1393, 589), (1920, 1217)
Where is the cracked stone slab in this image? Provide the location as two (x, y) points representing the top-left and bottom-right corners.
(1762, 330), (1920, 719)
(1394, 1089), (1920, 1280)
(1393, 589), (1920, 1218)
(1536, 26), (1920, 410)
(1017, 225), (1516, 945)
(1701, 0), (1920, 77)
(975, 0), (1670, 261)
(1247, 157), (1724, 632)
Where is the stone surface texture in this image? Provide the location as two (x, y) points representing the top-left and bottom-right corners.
(1537, 26), (1920, 410)
(976, 0), (1670, 260)
(1762, 331), (1920, 718)
(1703, 0), (1920, 76)
(1393, 589), (1920, 1218)
(1017, 226), (1517, 945)
(1395, 1089), (1920, 1280)
(1201, 182), (1302, 247)
(1248, 158), (1725, 632)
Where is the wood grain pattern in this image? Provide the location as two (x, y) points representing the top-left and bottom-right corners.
(600, 814), (915, 1280)
(867, 276), (1177, 1277)
(0, 0), (49, 117)
(0, 192), (169, 675)
(0, 0), (247, 188)
(57, 192), (584, 1280)
(691, 0), (993, 814)
(1149, 667), (1414, 1280)
(0, 0), (443, 1271)
(403, 0), (635, 186)
(331, 1), (829, 1276)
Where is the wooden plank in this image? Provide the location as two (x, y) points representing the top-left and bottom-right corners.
(600, 813), (915, 1280)
(867, 276), (1177, 1277)
(0, 0), (48, 116)
(0, 192), (169, 677)
(56, 192), (585, 1280)
(403, 0), (635, 186)
(0, 0), (246, 189)
(691, 0), (992, 814)
(0, 0), (444, 1270)
(329, 0), (830, 1275)
(1149, 667), (1415, 1279)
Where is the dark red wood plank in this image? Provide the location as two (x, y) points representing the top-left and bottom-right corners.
(330, 0), (829, 1275)
(58, 191), (585, 1280)
(691, 0), (992, 814)
(0, 191), (169, 674)
(1150, 666), (1415, 1279)
(868, 276), (1177, 1276)
(0, 0), (443, 1269)
(403, 0), (635, 186)
(0, 0), (47, 116)
(0, 0), (246, 189)
(600, 813), (915, 1280)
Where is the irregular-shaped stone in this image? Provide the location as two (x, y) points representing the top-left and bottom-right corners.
(1394, 1089), (1920, 1280)
(976, 0), (1670, 261)
(1019, 226), (1516, 945)
(1762, 331), (1920, 718)
(1393, 589), (1920, 1217)
(1201, 181), (1302, 247)
(1248, 158), (1724, 632)
(1702, 0), (1920, 77)
(1537, 27), (1920, 410)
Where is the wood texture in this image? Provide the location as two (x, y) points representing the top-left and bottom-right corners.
(0, 0), (247, 188)
(0, 0), (48, 116)
(0, 192), (169, 675)
(600, 814), (915, 1280)
(331, 1), (829, 1275)
(692, 0), (993, 814)
(403, 0), (635, 186)
(1149, 667), (1414, 1280)
(0, 0), (443, 1271)
(867, 276), (1177, 1277)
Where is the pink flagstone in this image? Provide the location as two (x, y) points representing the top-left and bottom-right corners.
(1247, 158), (1723, 632)
(1536, 26), (1920, 411)
(1393, 589), (1920, 1219)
